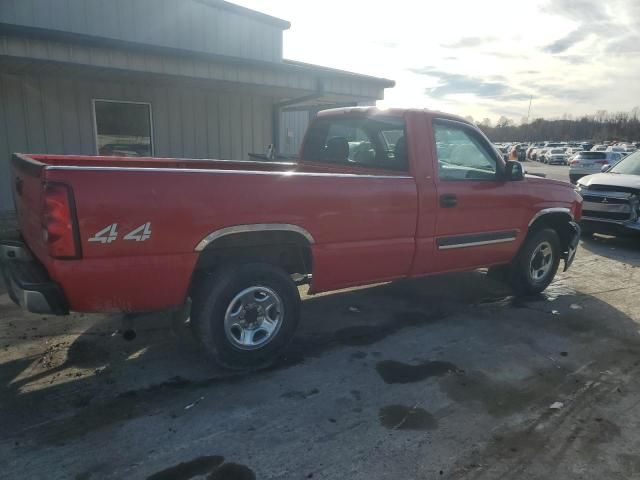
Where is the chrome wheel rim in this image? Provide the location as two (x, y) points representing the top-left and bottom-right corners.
(529, 241), (553, 282)
(224, 286), (284, 350)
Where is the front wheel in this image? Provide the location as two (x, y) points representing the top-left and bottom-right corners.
(191, 263), (301, 369)
(510, 228), (561, 295)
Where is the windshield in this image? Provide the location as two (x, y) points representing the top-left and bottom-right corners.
(609, 150), (640, 175)
(550, 149), (564, 154)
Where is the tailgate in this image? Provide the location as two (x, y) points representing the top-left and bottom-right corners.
(10, 154), (47, 261)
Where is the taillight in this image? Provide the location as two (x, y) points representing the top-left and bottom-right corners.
(42, 182), (81, 259)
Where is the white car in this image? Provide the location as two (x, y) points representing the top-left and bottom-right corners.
(542, 148), (568, 165)
(606, 145), (626, 153)
(569, 151), (625, 184)
(575, 151), (640, 234)
(591, 144), (608, 152)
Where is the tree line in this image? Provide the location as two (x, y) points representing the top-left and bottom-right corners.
(473, 108), (640, 143)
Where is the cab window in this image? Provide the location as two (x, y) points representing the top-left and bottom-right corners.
(434, 120), (498, 181)
(302, 116), (408, 172)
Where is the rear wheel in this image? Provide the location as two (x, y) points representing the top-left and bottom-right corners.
(510, 228), (561, 295)
(191, 263), (301, 370)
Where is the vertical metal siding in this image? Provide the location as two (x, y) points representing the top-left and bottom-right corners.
(0, 0), (284, 62)
(0, 71), (274, 212)
(280, 110), (311, 155)
(0, 75), (12, 210)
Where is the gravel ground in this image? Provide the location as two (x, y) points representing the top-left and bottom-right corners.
(2, 229), (640, 479)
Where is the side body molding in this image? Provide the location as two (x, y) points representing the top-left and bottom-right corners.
(194, 224), (315, 251)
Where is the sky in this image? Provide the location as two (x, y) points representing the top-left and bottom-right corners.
(232, 0), (640, 124)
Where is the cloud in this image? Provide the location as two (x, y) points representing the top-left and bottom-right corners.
(532, 83), (593, 101)
(410, 67), (531, 101)
(557, 54), (589, 64)
(541, 0), (632, 54)
(441, 36), (496, 48)
(606, 35), (640, 54)
(542, 0), (608, 22)
(544, 28), (591, 53)
(484, 51), (526, 59)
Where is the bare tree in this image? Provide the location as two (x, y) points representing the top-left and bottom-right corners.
(477, 110), (640, 143)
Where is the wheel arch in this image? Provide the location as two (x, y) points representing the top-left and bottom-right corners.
(191, 224), (314, 291)
(527, 208), (575, 257)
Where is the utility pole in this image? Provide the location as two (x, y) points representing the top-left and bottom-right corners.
(526, 96), (533, 143)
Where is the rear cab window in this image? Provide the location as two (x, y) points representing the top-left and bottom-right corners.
(301, 115), (408, 172)
(577, 152), (606, 160)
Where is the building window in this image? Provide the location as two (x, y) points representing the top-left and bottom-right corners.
(93, 100), (153, 157)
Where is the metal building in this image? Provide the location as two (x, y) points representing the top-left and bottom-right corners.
(0, 0), (394, 213)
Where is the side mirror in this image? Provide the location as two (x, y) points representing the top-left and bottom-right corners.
(505, 160), (524, 181)
(601, 164), (611, 172)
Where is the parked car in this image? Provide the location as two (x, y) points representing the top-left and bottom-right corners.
(569, 151), (625, 184)
(606, 145), (626, 154)
(542, 148), (569, 165)
(528, 143), (545, 161)
(534, 148), (548, 162)
(516, 144), (528, 161)
(591, 144), (608, 152)
(0, 107), (582, 368)
(494, 145), (509, 161)
(576, 150), (640, 234)
(565, 146), (584, 159)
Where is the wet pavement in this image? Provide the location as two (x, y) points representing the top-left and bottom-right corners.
(1, 232), (640, 479)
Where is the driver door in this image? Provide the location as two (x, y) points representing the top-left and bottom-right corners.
(431, 119), (527, 273)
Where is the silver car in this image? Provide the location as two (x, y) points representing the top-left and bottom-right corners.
(569, 151), (624, 184)
(575, 150), (640, 234)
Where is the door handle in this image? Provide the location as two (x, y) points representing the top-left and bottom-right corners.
(439, 194), (458, 208)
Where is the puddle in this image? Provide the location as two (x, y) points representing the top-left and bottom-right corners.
(439, 367), (569, 417)
(208, 462), (256, 480)
(379, 405), (438, 430)
(146, 455), (224, 480)
(376, 360), (459, 384)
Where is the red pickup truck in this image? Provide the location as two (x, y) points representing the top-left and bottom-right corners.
(1, 107), (582, 368)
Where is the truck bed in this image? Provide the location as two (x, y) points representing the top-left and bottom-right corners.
(10, 153), (417, 312)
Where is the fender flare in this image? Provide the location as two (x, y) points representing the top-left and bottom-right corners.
(194, 223), (315, 252)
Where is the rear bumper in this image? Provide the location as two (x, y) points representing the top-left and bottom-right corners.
(0, 240), (68, 315)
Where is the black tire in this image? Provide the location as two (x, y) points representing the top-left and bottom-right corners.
(510, 228), (561, 295)
(191, 263), (301, 370)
